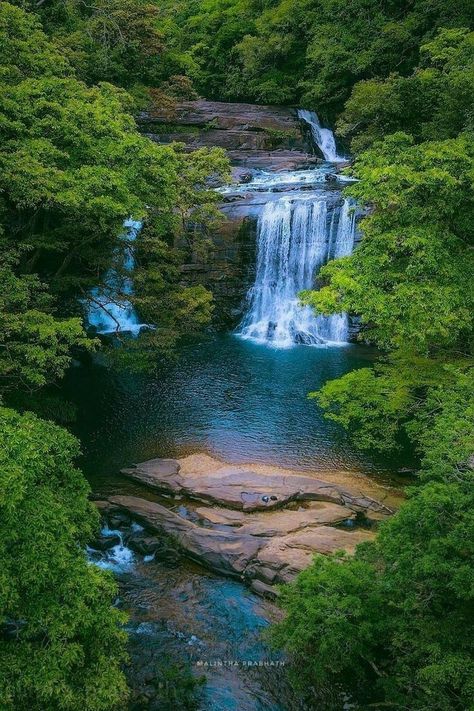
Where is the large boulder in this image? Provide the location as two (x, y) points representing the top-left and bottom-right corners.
(106, 496), (265, 578)
(121, 456), (392, 516)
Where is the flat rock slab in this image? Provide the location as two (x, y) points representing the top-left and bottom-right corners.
(227, 149), (320, 171)
(103, 495), (375, 596)
(254, 527), (374, 585)
(130, 458), (180, 477)
(194, 502), (355, 536)
(121, 457), (392, 516)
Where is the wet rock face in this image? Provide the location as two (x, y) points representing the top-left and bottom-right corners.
(179, 214), (257, 330)
(90, 533), (121, 551)
(138, 100), (309, 143)
(138, 100), (319, 180)
(99, 495), (375, 599)
(138, 100), (321, 172)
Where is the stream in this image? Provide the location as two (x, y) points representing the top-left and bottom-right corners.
(69, 334), (407, 710)
(72, 114), (410, 710)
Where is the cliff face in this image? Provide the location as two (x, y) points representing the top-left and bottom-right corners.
(140, 100), (322, 329)
(180, 215), (257, 330)
(137, 100), (320, 329)
(138, 99), (317, 159)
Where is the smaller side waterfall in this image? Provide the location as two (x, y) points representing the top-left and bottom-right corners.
(237, 197), (356, 347)
(298, 109), (345, 163)
(87, 218), (143, 335)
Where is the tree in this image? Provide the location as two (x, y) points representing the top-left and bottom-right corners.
(0, 249), (91, 393)
(337, 28), (474, 152)
(300, 132), (474, 453)
(0, 2), (230, 362)
(269, 12), (474, 708)
(0, 407), (128, 710)
(154, 0), (474, 115)
(10, 0), (166, 89)
(272, 476), (474, 710)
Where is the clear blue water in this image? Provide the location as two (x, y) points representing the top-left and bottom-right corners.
(64, 157), (409, 708)
(64, 333), (404, 491)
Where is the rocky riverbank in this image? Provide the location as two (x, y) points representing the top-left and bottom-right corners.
(94, 453), (399, 599)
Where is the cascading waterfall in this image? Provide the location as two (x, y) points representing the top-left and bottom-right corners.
(298, 109), (345, 163)
(237, 197), (356, 348)
(87, 218), (143, 335)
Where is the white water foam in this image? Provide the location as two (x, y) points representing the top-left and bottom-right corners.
(87, 218), (146, 335)
(298, 109), (346, 163)
(87, 525), (135, 573)
(237, 197), (356, 348)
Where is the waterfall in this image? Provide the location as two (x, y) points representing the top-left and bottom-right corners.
(87, 218), (144, 335)
(298, 109), (345, 163)
(237, 197), (356, 348)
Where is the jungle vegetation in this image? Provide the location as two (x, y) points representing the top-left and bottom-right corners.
(0, 0), (473, 709)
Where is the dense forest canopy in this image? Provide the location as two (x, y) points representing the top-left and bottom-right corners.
(0, 407), (128, 709)
(0, 0), (473, 708)
(154, 0), (474, 117)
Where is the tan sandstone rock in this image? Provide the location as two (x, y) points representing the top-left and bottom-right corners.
(121, 455), (392, 516)
(194, 502), (355, 536)
(102, 495), (375, 597)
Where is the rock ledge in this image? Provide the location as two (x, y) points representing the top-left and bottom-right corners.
(93, 454), (398, 597)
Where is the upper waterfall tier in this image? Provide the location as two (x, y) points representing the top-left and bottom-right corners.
(298, 109), (345, 163)
(237, 196), (356, 348)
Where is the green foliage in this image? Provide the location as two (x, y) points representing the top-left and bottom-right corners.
(0, 71), (176, 294)
(273, 476), (474, 709)
(260, 9), (474, 709)
(337, 28), (474, 152)
(263, 126), (301, 148)
(0, 1), (230, 375)
(313, 356), (474, 471)
(304, 133), (474, 352)
(0, 5), (232, 707)
(0, 407), (128, 710)
(156, 0), (474, 115)
(109, 217), (217, 369)
(302, 130), (474, 467)
(411, 367), (474, 483)
(0, 1), (69, 82)
(311, 363), (413, 452)
(2, 1), (473, 709)
(0, 254), (92, 392)
(271, 553), (383, 707)
(12, 0), (166, 89)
